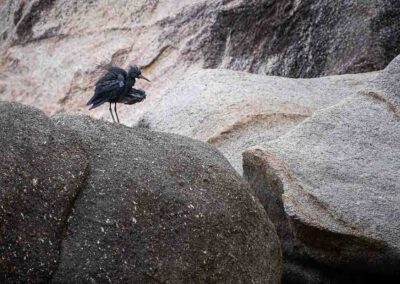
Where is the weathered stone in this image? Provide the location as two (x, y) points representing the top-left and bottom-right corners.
(0, 0), (399, 122)
(49, 115), (282, 283)
(0, 102), (89, 283)
(0, 103), (283, 283)
(243, 56), (400, 282)
(371, 52), (400, 107)
(140, 69), (377, 173)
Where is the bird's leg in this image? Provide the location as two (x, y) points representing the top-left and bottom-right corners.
(109, 102), (116, 123)
(114, 102), (120, 123)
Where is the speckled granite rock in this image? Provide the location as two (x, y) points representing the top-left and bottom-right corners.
(243, 56), (400, 283)
(0, 102), (282, 283)
(50, 114), (282, 283)
(139, 69), (377, 174)
(371, 52), (400, 108)
(0, 102), (89, 283)
(0, 0), (399, 123)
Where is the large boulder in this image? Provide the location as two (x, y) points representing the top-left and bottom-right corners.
(140, 69), (377, 173)
(51, 114), (282, 283)
(0, 0), (399, 121)
(0, 102), (89, 282)
(0, 102), (282, 283)
(243, 56), (400, 282)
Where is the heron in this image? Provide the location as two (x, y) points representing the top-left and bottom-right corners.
(87, 65), (150, 123)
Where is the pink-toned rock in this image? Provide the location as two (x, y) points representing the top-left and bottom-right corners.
(139, 68), (377, 173)
(0, 0), (399, 123)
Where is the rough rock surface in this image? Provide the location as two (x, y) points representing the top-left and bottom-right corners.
(0, 102), (89, 282)
(51, 114), (282, 283)
(140, 69), (377, 173)
(371, 50), (400, 108)
(0, 0), (399, 122)
(243, 56), (400, 282)
(0, 102), (282, 283)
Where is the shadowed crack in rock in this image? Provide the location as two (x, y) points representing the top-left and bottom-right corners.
(50, 162), (91, 282)
(14, 0), (56, 45)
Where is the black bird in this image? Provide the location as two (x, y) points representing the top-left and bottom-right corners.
(87, 65), (149, 123)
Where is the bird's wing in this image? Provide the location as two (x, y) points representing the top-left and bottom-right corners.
(119, 88), (146, 105)
(95, 67), (127, 87)
(87, 67), (127, 107)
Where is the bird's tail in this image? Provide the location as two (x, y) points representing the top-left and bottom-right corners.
(87, 100), (106, 110)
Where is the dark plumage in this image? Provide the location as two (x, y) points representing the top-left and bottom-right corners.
(87, 65), (149, 123)
(119, 88), (146, 105)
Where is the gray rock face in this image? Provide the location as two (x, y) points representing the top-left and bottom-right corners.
(51, 115), (282, 283)
(0, 102), (282, 283)
(0, 0), (399, 122)
(0, 102), (89, 282)
(243, 56), (400, 282)
(140, 69), (377, 173)
(372, 52), (400, 108)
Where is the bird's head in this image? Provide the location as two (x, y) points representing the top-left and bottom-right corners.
(128, 65), (150, 82)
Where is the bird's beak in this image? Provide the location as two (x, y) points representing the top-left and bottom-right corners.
(138, 74), (150, 82)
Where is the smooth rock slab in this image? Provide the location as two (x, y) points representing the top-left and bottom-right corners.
(51, 115), (282, 283)
(243, 57), (400, 282)
(140, 69), (377, 174)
